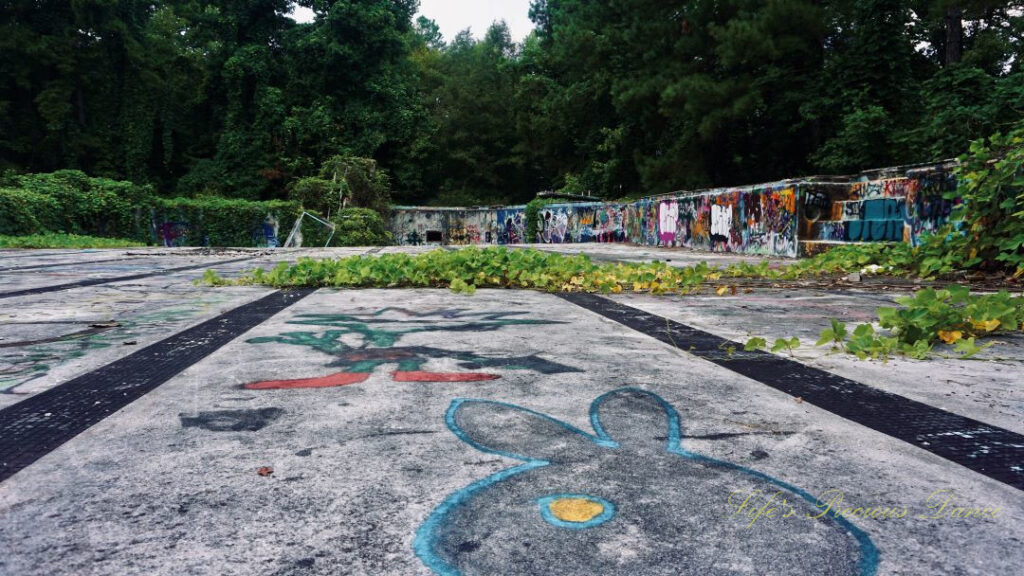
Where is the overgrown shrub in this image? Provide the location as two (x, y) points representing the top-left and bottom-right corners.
(318, 156), (392, 216)
(288, 177), (341, 217)
(8, 170), (150, 239)
(330, 208), (391, 246)
(0, 188), (61, 235)
(0, 169), (387, 247)
(525, 198), (558, 243)
(947, 121), (1024, 274)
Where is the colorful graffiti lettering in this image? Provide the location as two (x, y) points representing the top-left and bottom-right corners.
(904, 173), (959, 246)
(243, 308), (581, 390)
(415, 388), (878, 575)
(840, 201), (863, 221)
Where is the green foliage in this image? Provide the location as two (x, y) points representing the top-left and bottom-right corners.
(812, 106), (897, 174)
(810, 287), (1023, 360)
(0, 170), (305, 247)
(770, 337), (801, 356)
(525, 198), (558, 243)
(330, 208), (391, 247)
(0, 171), (149, 239)
(10, 171), (150, 239)
(842, 324), (903, 361)
(288, 177), (338, 216)
(0, 233), (144, 249)
(207, 245), (1024, 362)
(0, 188), (61, 235)
(743, 337), (767, 352)
(911, 67), (1023, 160)
(204, 246), (719, 295)
(815, 319), (849, 350)
(880, 287), (1024, 343)
(950, 122), (1024, 274)
(2, 0), (1022, 204)
(318, 156), (393, 216)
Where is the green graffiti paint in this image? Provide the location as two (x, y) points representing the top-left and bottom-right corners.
(244, 308), (582, 389)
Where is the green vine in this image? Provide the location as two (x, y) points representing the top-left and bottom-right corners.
(525, 198), (558, 243)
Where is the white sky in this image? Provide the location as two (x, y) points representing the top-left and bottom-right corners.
(288, 1), (535, 43)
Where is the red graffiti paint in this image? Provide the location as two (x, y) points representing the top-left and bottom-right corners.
(244, 372), (370, 390)
(391, 372), (500, 382)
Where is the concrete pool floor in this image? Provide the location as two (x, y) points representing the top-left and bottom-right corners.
(0, 245), (1021, 575)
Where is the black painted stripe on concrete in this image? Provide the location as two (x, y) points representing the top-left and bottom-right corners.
(0, 256), (256, 299)
(0, 256), (132, 273)
(0, 288), (314, 483)
(560, 292), (1024, 491)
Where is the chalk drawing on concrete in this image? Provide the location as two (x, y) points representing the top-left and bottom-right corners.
(415, 388), (878, 576)
(243, 308), (581, 390)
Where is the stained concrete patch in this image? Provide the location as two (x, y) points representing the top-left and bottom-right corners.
(180, 408), (284, 432)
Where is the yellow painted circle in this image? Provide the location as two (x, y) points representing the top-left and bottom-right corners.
(548, 498), (605, 523)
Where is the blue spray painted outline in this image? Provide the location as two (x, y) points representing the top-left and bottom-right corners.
(537, 494), (616, 529)
(413, 387), (879, 576)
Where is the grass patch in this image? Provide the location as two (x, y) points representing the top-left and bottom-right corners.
(0, 233), (146, 249)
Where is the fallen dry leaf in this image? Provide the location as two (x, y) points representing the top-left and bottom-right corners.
(257, 466), (274, 477)
(971, 319), (1000, 333)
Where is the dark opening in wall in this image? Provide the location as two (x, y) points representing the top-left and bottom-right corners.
(426, 230), (443, 243)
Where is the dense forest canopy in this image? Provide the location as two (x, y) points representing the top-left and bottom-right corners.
(1, 1), (1022, 205)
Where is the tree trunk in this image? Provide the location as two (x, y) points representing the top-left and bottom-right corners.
(945, 5), (963, 66)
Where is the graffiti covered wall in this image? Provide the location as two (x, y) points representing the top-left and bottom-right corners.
(646, 186), (800, 257)
(803, 165), (960, 249)
(390, 161), (958, 257)
(497, 208), (526, 245)
(536, 203), (627, 244)
(391, 207), (526, 246)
